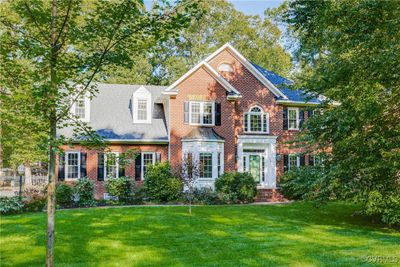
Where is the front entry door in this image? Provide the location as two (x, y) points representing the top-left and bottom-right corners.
(249, 155), (261, 183)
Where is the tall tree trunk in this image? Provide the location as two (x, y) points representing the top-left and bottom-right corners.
(24, 162), (32, 187)
(46, 1), (58, 266)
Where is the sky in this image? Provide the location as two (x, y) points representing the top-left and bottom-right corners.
(143, 0), (285, 16)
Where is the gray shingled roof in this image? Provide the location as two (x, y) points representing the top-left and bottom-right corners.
(57, 83), (168, 142)
(182, 128), (224, 141)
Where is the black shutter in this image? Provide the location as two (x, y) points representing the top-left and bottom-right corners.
(156, 152), (161, 163)
(215, 102), (221, 126)
(283, 107), (288, 130)
(58, 154), (65, 181)
(309, 155), (314, 166)
(98, 153), (105, 181)
(118, 166), (125, 178)
(184, 102), (189, 124)
(80, 152), (87, 178)
(135, 153), (142, 181)
(283, 154), (288, 172)
(300, 155), (305, 166)
(299, 109), (305, 128)
(307, 109), (313, 119)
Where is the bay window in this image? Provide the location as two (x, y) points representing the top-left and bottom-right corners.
(199, 153), (213, 179)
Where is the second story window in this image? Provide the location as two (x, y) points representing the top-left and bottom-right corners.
(288, 108), (299, 130)
(137, 99), (148, 121)
(189, 102), (214, 125)
(244, 106), (269, 133)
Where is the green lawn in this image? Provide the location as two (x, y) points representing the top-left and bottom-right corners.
(1, 202), (399, 267)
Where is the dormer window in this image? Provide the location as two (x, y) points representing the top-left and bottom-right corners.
(244, 106), (269, 133)
(133, 86), (151, 124)
(218, 63), (233, 72)
(71, 91), (90, 122)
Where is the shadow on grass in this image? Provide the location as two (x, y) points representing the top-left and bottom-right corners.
(1, 202), (399, 266)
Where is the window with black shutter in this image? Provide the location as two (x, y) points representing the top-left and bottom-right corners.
(184, 102), (189, 124)
(283, 154), (288, 172)
(97, 153), (105, 181)
(80, 152), (87, 178)
(299, 109), (305, 128)
(58, 154), (65, 181)
(283, 108), (288, 130)
(135, 153), (142, 181)
(215, 102), (221, 126)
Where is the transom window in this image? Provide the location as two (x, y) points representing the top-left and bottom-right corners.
(199, 153), (213, 178)
(105, 152), (119, 179)
(66, 152), (80, 179)
(288, 108), (299, 130)
(244, 106), (269, 133)
(189, 102), (214, 125)
(288, 154), (300, 170)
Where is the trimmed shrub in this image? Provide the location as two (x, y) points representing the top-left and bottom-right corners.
(56, 183), (74, 207)
(144, 162), (182, 202)
(0, 197), (24, 214)
(74, 178), (96, 207)
(215, 172), (257, 203)
(279, 167), (325, 201)
(105, 176), (135, 204)
(189, 187), (223, 205)
(132, 185), (147, 204)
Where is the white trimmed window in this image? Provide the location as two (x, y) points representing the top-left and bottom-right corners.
(142, 152), (155, 176)
(71, 92), (90, 122)
(66, 151), (80, 179)
(199, 153), (213, 179)
(189, 102), (214, 125)
(244, 106), (269, 133)
(133, 86), (152, 124)
(288, 154), (300, 170)
(105, 152), (119, 179)
(288, 108), (299, 130)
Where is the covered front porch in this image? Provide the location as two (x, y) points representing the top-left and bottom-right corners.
(237, 135), (277, 189)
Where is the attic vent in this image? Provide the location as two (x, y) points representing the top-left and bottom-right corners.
(218, 63), (233, 72)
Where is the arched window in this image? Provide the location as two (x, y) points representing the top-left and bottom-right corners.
(218, 63), (233, 72)
(244, 106), (269, 133)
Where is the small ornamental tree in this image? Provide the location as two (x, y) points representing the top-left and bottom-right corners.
(181, 153), (200, 215)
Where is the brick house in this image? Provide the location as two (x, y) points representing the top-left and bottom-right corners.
(57, 43), (321, 200)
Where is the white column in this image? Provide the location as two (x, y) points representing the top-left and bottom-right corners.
(237, 141), (243, 172)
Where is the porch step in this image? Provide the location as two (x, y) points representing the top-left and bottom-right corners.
(255, 188), (287, 202)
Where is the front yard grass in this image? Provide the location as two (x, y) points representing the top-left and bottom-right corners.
(1, 202), (399, 266)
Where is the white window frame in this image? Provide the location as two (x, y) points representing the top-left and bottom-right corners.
(104, 152), (119, 180)
(133, 86), (152, 124)
(244, 106), (269, 133)
(65, 151), (81, 180)
(70, 91), (90, 122)
(189, 101), (215, 126)
(288, 154), (300, 171)
(288, 107), (299, 130)
(199, 152), (213, 179)
(141, 152), (156, 180)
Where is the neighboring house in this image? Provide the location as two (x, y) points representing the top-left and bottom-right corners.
(57, 43), (322, 200)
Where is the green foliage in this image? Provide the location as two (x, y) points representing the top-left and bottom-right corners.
(0, 197), (24, 214)
(56, 184), (73, 207)
(105, 176), (135, 204)
(74, 178), (96, 207)
(144, 162), (182, 202)
(215, 172), (257, 203)
(282, 0), (400, 225)
(23, 198), (46, 212)
(189, 187), (223, 205)
(365, 191), (400, 226)
(280, 167), (327, 201)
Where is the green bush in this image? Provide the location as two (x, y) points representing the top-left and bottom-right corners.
(189, 187), (223, 205)
(215, 172), (257, 203)
(74, 178), (96, 207)
(105, 176), (135, 204)
(24, 198), (46, 212)
(364, 191), (400, 226)
(279, 167), (325, 201)
(144, 162), (182, 202)
(23, 186), (47, 212)
(56, 183), (73, 207)
(132, 185), (147, 204)
(0, 197), (24, 214)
